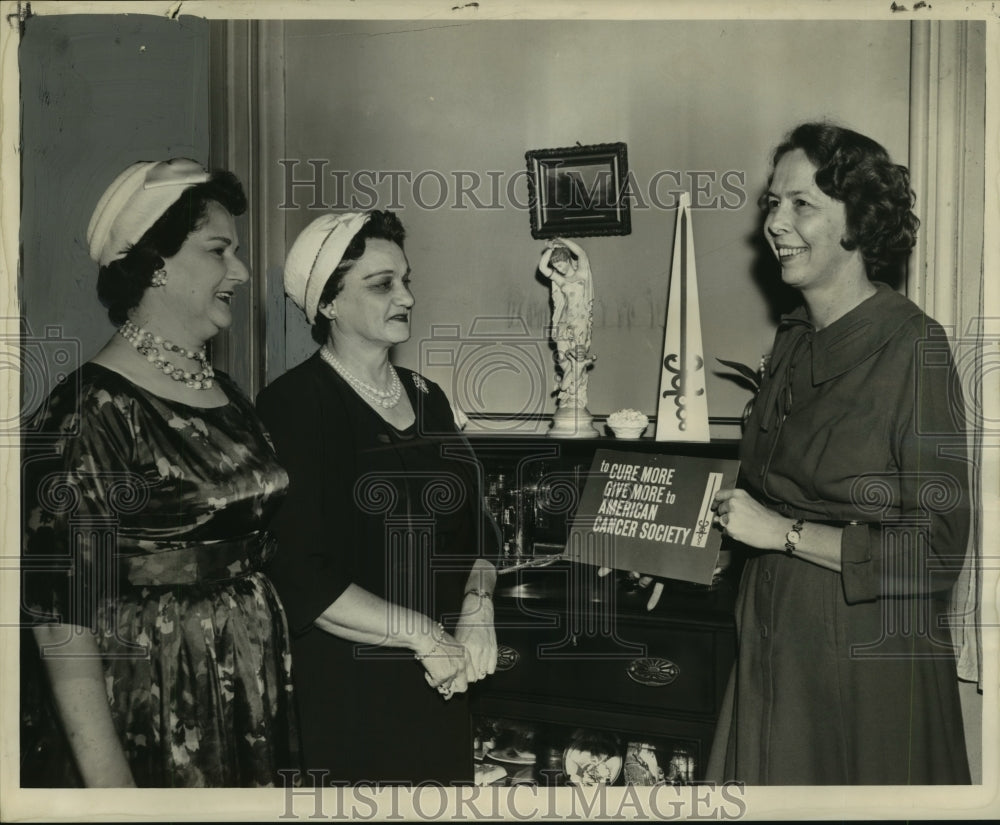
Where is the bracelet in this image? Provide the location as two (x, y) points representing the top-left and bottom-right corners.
(464, 587), (493, 600)
(413, 622), (446, 661)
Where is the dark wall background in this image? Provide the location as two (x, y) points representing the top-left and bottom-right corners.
(278, 20), (911, 427)
(19, 13), (209, 415)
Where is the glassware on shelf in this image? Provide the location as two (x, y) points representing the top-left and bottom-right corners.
(505, 485), (526, 560)
(623, 741), (696, 785)
(664, 745), (696, 784)
(484, 473), (505, 525)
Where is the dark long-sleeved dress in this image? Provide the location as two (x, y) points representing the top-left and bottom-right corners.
(21, 364), (298, 787)
(256, 355), (498, 785)
(708, 284), (971, 785)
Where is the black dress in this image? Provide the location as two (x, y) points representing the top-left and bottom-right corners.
(257, 354), (498, 785)
(708, 285), (971, 784)
(22, 364), (298, 787)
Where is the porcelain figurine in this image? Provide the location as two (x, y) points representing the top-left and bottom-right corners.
(537, 237), (599, 437)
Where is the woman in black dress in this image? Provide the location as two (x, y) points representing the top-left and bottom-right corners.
(257, 210), (499, 785)
(22, 159), (298, 786)
(708, 123), (971, 784)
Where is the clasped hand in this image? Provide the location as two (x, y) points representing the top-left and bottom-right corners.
(455, 603), (498, 685)
(419, 612), (498, 701)
(418, 628), (469, 701)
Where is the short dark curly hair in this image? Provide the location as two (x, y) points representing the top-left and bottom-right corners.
(311, 210), (407, 345)
(96, 170), (248, 325)
(765, 122), (919, 279)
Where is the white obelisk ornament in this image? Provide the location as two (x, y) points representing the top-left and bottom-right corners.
(656, 192), (710, 442)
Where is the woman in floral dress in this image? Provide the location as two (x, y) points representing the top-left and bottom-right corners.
(22, 159), (298, 786)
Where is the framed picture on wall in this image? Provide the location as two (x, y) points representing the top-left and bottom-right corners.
(525, 142), (631, 239)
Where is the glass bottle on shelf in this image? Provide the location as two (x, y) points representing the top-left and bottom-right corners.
(502, 485), (524, 560)
(485, 473), (504, 524)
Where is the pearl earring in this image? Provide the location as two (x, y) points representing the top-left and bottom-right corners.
(151, 268), (168, 287)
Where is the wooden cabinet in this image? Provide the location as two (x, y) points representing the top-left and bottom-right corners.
(467, 435), (740, 786)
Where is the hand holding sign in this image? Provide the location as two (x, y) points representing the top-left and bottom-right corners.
(568, 449), (739, 585)
(712, 488), (786, 551)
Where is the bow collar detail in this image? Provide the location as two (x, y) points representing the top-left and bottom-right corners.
(757, 283), (922, 431)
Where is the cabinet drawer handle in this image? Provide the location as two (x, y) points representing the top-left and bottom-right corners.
(626, 657), (679, 686)
(496, 645), (520, 671)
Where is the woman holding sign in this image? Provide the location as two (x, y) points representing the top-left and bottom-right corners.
(707, 123), (970, 784)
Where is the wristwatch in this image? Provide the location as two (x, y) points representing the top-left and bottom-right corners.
(784, 518), (804, 555)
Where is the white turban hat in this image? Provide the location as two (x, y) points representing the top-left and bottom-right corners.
(87, 158), (210, 267)
(284, 212), (371, 325)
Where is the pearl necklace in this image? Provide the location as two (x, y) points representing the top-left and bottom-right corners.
(119, 320), (215, 390)
(319, 346), (402, 409)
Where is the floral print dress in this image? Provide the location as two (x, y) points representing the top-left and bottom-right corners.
(22, 364), (298, 787)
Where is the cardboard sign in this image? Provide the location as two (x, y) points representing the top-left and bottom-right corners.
(565, 449), (740, 584)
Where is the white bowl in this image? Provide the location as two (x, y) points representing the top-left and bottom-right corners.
(610, 425), (647, 439)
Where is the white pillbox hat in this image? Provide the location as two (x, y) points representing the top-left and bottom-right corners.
(87, 158), (210, 267)
(284, 212), (371, 324)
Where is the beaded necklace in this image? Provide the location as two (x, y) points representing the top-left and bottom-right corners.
(118, 320), (215, 390)
(319, 345), (402, 409)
